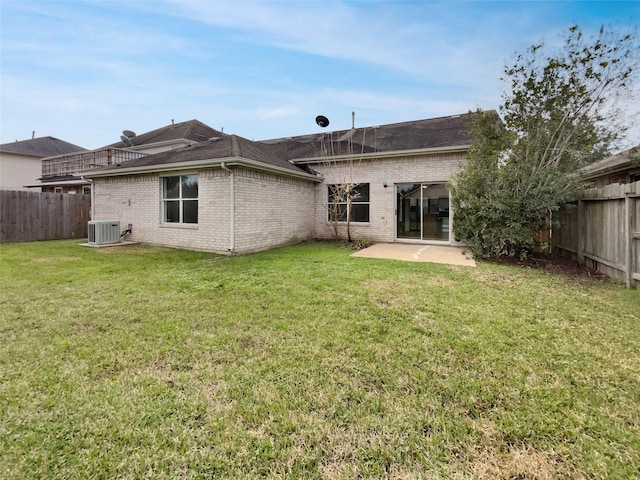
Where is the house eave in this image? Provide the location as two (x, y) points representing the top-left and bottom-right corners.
(0, 150), (42, 159)
(83, 157), (322, 182)
(581, 163), (636, 181)
(24, 178), (89, 188)
(290, 144), (471, 164)
(127, 139), (193, 151)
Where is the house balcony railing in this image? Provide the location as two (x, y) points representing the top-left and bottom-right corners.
(41, 148), (148, 179)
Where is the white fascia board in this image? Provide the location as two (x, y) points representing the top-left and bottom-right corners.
(0, 150), (41, 159)
(129, 139), (192, 152)
(24, 179), (89, 187)
(83, 157), (322, 182)
(581, 161), (634, 180)
(290, 144), (471, 164)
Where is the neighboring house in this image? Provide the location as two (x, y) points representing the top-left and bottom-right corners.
(84, 112), (485, 254)
(29, 119), (224, 194)
(106, 118), (224, 154)
(581, 145), (640, 187)
(0, 136), (86, 191)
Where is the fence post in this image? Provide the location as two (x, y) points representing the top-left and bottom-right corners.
(577, 199), (585, 265)
(625, 194), (632, 288)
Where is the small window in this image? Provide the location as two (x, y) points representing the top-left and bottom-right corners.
(54, 187), (63, 193)
(162, 174), (198, 224)
(327, 183), (370, 223)
(83, 186), (91, 195)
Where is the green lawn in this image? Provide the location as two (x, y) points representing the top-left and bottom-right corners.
(0, 240), (638, 479)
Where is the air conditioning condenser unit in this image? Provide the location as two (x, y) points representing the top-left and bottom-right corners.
(88, 220), (121, 245)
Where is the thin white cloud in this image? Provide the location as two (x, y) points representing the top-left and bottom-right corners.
(159, 0), (507, 83)
(1, 0), (637, 149)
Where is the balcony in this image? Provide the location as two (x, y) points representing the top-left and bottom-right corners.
(41, 148), (148, 179)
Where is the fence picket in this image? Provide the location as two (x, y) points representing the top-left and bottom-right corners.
(555, 181), (639, 288)
(0, 190), (91, 242)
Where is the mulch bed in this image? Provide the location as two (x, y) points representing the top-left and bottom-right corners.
(488, 253), (606, 280)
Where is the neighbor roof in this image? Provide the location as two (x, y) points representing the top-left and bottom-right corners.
(105, 119), (225, 149)
(85, 111), (487, 179)
(581, 145), (640, 180)
(0, 137), (86, 157)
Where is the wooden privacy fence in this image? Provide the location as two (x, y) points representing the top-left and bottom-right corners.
(554, 181), (640, 288)
(0, 190), (91, 243)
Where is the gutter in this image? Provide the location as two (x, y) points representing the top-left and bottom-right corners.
(220, 162), (235, 254)
(23, 179), (89, 188)
(82, 156), (322, 182)
(124, 139), (194, 152)
(581, 163), (637, 181)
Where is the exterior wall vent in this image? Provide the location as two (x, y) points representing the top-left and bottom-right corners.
(88, 220), (121, 245)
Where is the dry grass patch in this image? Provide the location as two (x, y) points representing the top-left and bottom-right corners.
(468, 445), (581, 480)
(463, 419), (585, 479)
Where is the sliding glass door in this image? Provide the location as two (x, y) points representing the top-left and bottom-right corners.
(396, 183), (450, 241)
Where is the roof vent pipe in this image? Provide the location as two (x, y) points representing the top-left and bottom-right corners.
(352, 111), (355, 130)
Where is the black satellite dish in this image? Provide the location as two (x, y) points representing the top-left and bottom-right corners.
(315, 115), (330, 128)
(120, 135), (133, 147)
(122, 130), (136, 138)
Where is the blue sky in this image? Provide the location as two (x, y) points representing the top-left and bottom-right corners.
(1, 0), (638, 149)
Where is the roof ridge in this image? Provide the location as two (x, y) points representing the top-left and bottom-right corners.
(231, 135), (241, 157)
(1, 135), (56, 146)
(181, 119), (200, 137)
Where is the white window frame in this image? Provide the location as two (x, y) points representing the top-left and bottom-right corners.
(161, 174), (198, 224)
(327, 183), (370, 223)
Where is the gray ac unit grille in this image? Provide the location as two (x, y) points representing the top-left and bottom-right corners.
(88, 220), (121, 245)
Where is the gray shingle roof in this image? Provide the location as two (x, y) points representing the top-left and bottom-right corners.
(104, 119), (224, 148)
(89, 111), (488, 177)
(95, 134), (309, 175)
(0, 137), (86, 157)
(264, 112), (482, 160)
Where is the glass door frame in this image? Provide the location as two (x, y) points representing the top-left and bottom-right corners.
(395, 182), (451, 244)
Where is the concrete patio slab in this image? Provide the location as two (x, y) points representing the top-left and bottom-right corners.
(351, 243), (476, 267)
(78, 241), (138, 248)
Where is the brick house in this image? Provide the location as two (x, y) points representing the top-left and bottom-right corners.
(84, 112), (484, 254)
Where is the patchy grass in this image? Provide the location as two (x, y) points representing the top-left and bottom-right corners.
(0, 240), (638, 479)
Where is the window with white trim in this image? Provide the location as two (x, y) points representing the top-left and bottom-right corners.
(162, 174), (198, 224)
(327, 183), (370, 222)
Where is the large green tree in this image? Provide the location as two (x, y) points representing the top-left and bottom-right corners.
(450, 25), (639, 259)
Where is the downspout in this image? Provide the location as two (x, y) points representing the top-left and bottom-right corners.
(220, 162), (235, 253)
(81, 176), (95, 220)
